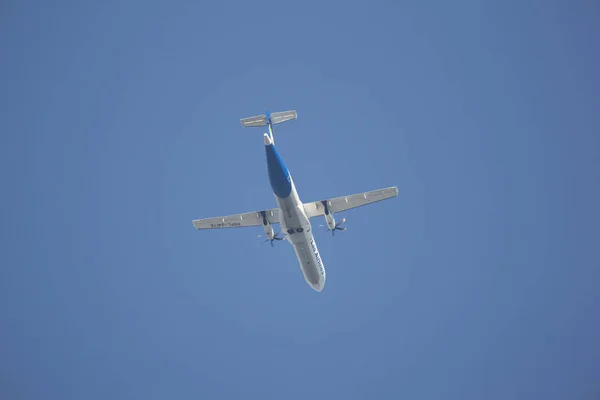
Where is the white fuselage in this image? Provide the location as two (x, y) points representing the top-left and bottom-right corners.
(276, 178), (326, 292)
(264, 131), (326, 292)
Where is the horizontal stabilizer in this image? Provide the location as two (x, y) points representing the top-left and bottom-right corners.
(240, 110), (297, 128)
(240, 115), (267, 127)
(270, 110), (297, 125)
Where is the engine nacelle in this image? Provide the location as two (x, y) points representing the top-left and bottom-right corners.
(324, 213), (336, 231)
(259, 210), (275, 240)
(263, 222), (275, 240)
(321, 200), (336, 230)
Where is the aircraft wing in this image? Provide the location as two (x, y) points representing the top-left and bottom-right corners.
(192, 208), (280, 230)
(303, 186), (398, 218)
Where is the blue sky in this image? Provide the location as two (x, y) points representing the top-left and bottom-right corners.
(1, 1), (599, 399)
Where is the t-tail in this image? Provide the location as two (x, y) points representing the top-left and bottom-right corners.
(240, 109), (297, 143)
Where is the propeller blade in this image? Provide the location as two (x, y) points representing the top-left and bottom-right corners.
(336, 218), (347, 227)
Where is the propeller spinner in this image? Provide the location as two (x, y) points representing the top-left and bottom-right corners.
(258, 230), (286, 247)
(327, 218), (347, 236)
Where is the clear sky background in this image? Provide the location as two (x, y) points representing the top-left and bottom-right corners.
(1, 1), (599, 399)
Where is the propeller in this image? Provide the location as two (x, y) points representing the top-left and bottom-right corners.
(258, 230), (286, 247)
(327, 218), (347, 236)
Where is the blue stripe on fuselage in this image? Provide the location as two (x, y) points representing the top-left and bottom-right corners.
(265, 143), (292, 199)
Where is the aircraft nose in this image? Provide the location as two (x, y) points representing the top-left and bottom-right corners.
(312, 281), (325, 292)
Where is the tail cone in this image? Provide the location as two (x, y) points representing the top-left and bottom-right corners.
(264, 133), (272, 145)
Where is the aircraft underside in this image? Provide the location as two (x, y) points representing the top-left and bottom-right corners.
(191, 109), (398, 292)
(275, 181), (326, 292)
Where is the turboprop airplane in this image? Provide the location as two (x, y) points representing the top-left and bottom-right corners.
(192, 110), (398, 292)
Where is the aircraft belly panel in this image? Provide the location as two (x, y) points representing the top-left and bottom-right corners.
(290, 234), (326, 292)
(293, 241), (321, 284)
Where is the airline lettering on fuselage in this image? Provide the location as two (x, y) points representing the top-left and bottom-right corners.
(310, 238), (325, 276)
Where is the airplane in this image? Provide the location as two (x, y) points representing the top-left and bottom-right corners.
(192, 110), (398, 292)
